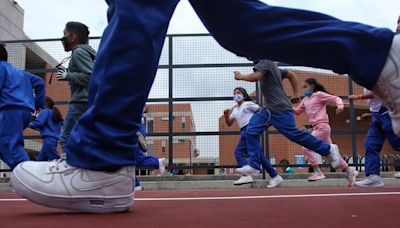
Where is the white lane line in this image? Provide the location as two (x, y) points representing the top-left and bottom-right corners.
(135, 191), (400, 201)
(2, 191), (399, 202)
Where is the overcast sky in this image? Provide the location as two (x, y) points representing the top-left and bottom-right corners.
(16, 0), (400, 39)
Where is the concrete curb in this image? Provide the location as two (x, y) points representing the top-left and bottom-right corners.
(1, 172), (400, 192)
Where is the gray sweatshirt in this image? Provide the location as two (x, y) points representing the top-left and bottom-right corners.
(66, 44), (96, 104)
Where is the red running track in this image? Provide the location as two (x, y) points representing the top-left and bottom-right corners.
(0, 187), (399, 228)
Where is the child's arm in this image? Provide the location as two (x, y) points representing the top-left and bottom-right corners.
(317, 92), (344, 114)
(293, 100), (306, 115)
(283, 70), (300, 103)
(234, 71), (263, 82)
(223, 108), (235, 126)
(29, 109), (49, 130)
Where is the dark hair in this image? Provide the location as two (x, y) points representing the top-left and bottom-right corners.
(65, 21), (90, 44)
(45, 97), (63, 123)
(304, 78), (329, 94)
(234, 87), (253, 102)
(0, 44), (8, 61)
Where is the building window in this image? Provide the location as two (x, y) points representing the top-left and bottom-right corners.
(162, 140), (166, 153)
(181, 116), (186, 129)
(147, 119), (154, 133)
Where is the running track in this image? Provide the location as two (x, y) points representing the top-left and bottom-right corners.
(1, 187), (399, 228)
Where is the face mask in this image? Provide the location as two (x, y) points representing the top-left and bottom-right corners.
(304, 89), (312, 97)
(61, 36), (71, 52)
(233, 94), (244, 103)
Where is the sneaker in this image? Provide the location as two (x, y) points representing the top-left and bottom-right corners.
(233, 175), (253, 185)
(348, 169), (360, 187)
(134, 185), (143, 191)
(236, 165), (260, 176)
(11, 160), (135, 213)
(327, 144), (341, 169)
(395, 172), (400, 178)
(371, 34), (400, 136)
(267, 175), (283, 188)
(158, 158), (168, 176)
(307, 172), (326, 181)
(137, 131), (147, 152)
(355, 175), (384, 188)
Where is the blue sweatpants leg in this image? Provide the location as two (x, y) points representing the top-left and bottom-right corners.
(0, 110), (31, 170)
(245, 109), (277, 177)
(269, 111), (331, 156)
(365, 114), (386, 176)
(38, 137), (60, 161)
(379, 111), (400, 151)
(235, 129), (249, 168)
(67, 0), (180, 171)
(189, 0), (394, 89)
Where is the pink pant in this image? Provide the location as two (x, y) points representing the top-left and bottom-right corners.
(303, 123), (348, 169)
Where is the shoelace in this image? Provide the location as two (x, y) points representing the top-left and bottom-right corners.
(49, 155), (68, 172)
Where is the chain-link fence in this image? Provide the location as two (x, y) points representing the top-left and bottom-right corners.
(1, 34), (398, 176)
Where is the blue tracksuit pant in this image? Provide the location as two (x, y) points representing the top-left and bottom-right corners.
(37, 137), (60, 161)
(246, 109), (331, 170)
(365, 107), (400, 176)
(0, 109), (31, 169)
(236, 126), (277, 177)
(67, 0), (394, 171)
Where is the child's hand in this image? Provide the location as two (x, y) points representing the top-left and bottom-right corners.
(234, 71), (242, 80)
(290, 96), (300, 104)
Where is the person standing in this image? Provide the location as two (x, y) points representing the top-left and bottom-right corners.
(350, 90), (400, 187)
(29, 97), (63, 161)
(0, 44), (45, 169)
(234, 60), (342, 185)
(56, 21), (96, 155)
(293, 78), (359, 185)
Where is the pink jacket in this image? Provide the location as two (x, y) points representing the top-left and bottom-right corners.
(293, 91), (344, 126)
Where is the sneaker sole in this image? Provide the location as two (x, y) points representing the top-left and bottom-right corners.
(354, 182), (384, 188)
(307, 177), (326, 182)
(11, 173), (134, 213)
(233, 181), (254, 186)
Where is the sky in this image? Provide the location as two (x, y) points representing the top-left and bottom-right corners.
(16, 0), (400, 39)
(13, 0), (400, 160)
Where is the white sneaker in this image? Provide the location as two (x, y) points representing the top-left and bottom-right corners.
(233, 175), (253, 185)
(158, 158), (168, 176)
(395, 172), (400, 178)
(236, 165), (260, 176)
(355, 175), (384, 188)
(372, 34), (400, 136)
(307, 172), (326, 181)
(267, 175), (283, 188)
(137, 131), (147, 152)
(134, 185), (142, 191)
(347, 169), (360, 187)
(327, 144), (341, 169)
(11, 160), (135, 213)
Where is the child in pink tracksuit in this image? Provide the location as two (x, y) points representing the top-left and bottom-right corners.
(293, 78), (359, 186)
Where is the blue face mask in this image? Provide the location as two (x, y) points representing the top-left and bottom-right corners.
(304, 89), (312, 97)
(233, 94), (244, 103)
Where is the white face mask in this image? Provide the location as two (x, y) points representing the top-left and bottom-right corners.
(233, 94), (244, 103)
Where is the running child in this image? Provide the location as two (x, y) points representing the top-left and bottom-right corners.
(0, 44), (45, 169)
(293, 78), (359, 185)
(29, 97), (63, 161)
(350, 89), (400, 187)
(224, 87), (282, 187)
(234, 60), (342, 185)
